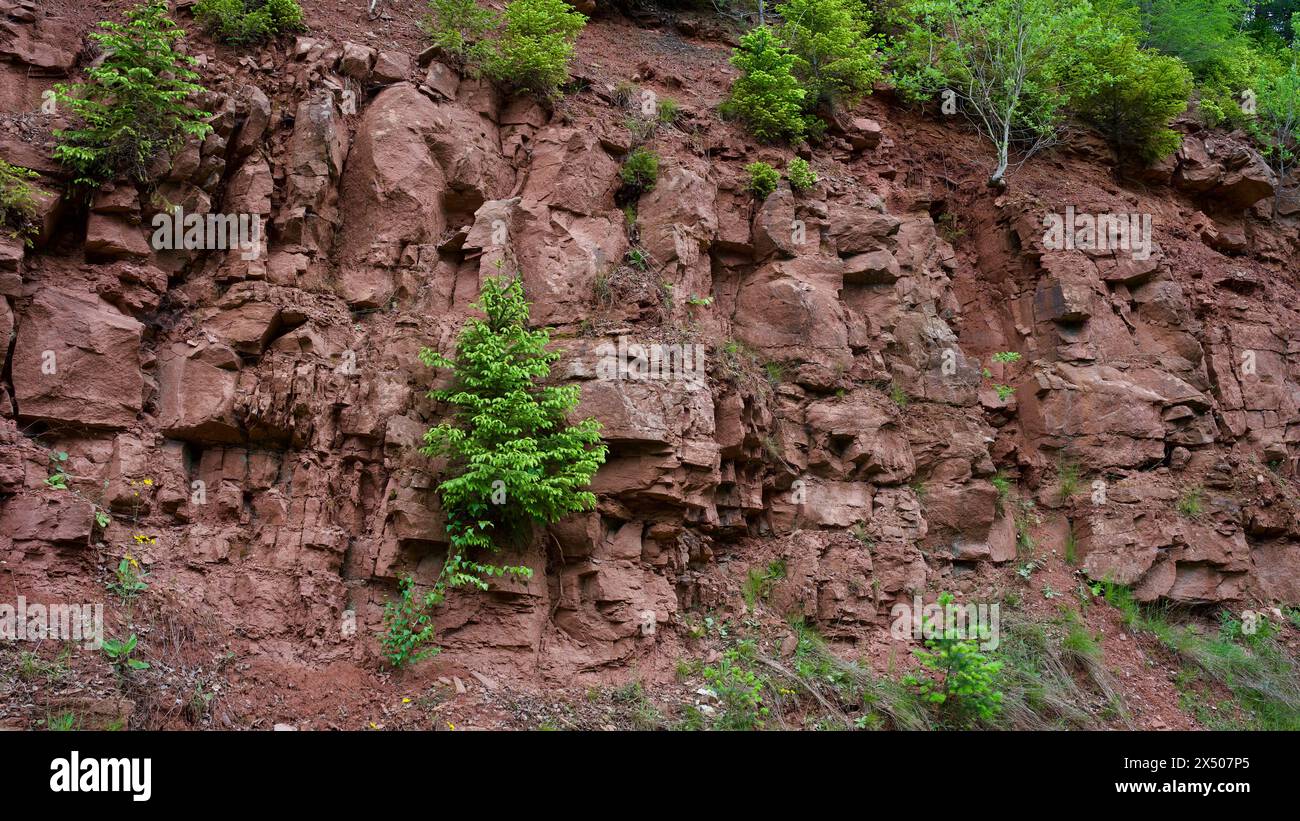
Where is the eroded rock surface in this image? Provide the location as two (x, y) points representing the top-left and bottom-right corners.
(1, 11), (1297, 698)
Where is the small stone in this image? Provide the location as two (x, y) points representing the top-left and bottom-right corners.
(372, 50), (411, 84)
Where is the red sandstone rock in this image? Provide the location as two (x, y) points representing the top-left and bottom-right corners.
(12, 288), (143, 429)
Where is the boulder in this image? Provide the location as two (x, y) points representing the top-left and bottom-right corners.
(372, 50), (411, 85)
(156, 341), (242, 443)
(339, 42), (376, 81)
(847, 117), (882, 151)
(336, 83), (448, 306)
(85, 213), (151, 260)
(12, 288), (143, 429)
(0, 493), (95, 546)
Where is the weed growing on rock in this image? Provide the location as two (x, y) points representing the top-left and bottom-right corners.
(656, 97), (680, 124)
(102, 633), (150, 677)
(107, 554), (150, 604)
(786, 156), (818, 191)
(744, 161), (780, 198)
(889, 382), (909, 408)
(1104, 583), (1300, 729)
(619, 147), (659, 193)
(742, 560), (787, 611)
(43, 450), (69, 490)
(991, 471), (1012, 511)
(381, 575), (439, 668)
(1057, 460), (1080, 502)
(1177, 485), (1204, 517)
(623, 114), (658, 143)
(17, 646), (71, 685)
(44, 712), (78, 731)
(994, 610), (1121, 728)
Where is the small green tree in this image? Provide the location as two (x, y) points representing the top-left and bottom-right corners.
(775, 0), (884, 110)
(722, 25), (809, 142)
(419, 276), (607, 599)
(53, 0), (212, 188)
(889, 0), (1091, 186)
(481, 0), (587, 98)
(1252, 49), (1299, 216)
(423, 0), (499, 65)
(193, 0), (304, 44)
(0, 160), (42, 246)
(703, 641), (770, 729)
(904, 592), (1004, 726)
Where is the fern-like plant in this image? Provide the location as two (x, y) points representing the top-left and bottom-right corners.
(419, 275), (607, 600)
(53, 0), (212, 188)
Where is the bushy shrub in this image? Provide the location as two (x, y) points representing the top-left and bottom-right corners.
(54, 1), (212, 188)
(0, 160), (42, 246)
(1136, 0), (1282, 129)
(883, 0), (954, 104)
(193, 0), (303, 45)
(786, 156), (818, 190)
(423, 0), (498, 65)
(419, 276), (606, 599)
(619, 146), (659, 193)
(775, 0), (884, 109)
(722, 26), (808, 142)
(480, 0), (586, 98)
(745, 161), (780, 198)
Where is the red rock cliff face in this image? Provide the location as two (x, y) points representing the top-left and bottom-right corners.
(1, 1), (1297, 692)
